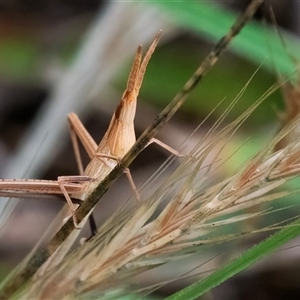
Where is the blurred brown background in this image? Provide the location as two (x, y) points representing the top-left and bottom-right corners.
(0, 1), (300, 299)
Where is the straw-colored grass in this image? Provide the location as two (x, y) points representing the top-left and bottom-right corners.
(18, 73), (300, 299)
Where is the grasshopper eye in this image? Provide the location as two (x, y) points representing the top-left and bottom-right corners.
(122, 89), (130, 101)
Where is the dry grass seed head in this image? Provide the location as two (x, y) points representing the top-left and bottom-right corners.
(19, 74), (300, 299)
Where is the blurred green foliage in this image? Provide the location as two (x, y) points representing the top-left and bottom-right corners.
(0, 38), (38, 82)
(1, 2), (300, 298)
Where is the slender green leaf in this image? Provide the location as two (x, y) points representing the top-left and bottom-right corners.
(166, 218), (300, 300)
(150, 1), (300, 76)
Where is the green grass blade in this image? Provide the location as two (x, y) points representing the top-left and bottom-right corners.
(149, 1), (300, 76)
(165, 218), (300, 300)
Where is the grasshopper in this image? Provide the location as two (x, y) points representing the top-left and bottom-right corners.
(0, 30), (180, 227)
